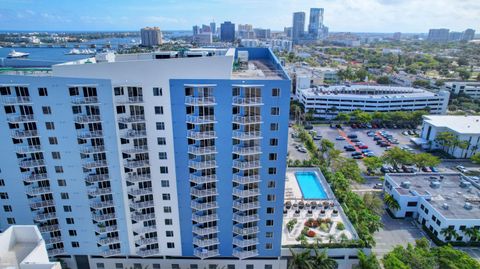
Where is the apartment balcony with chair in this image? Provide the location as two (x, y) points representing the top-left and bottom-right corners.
(7, 114), (35, 123)
(2, 96), (32, 104)
(186, 115), (217, 124)
(232, 131), (263, 140)
(117, 114), (145, 123)
(185, 96), (217, 106)
(71, 96), (99, 104)
(232, 96), (263, 106)
(232, 187), (260, 198)
(232, 146), (262, 155)
(188, 159), (217, 170)
(192, 213), (218, 223)
(232, 248), (259, 259)
(11, 129), (39, 139)
(233, 225), (260, 235)
(189, 174), (217, 184)
(98, 236), (121, 246)
(232, 160), (261, 170)
(193, 237), (219, 248)
(233, 236), (259, 248)
(194, 248), (220, 259)
(188, 145), (217, 155)
(187, 130), (217, 140)
(82, 159), (108, 169)
(192, 225), (219, 236)
(74, 114), (102, 123)
(190, 187), (218, 198)
(233, 213), (260, 223)
(232, 115), (263, 125)
(232, 174), (261, 184)
(124, 159), (150, 169)
(233, 201), (260, 211)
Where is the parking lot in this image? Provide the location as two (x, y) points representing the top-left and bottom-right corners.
(288, 127), (309, 162)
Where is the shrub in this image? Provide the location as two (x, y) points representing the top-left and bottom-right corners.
(337, 222), (345, 230)
(307, 230), (316, 237)
(304, 218), (319, 228)
(320, 223), (330, 232)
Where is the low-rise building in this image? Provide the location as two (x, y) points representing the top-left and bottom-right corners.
(297, 85), (449, 118)
(421, 115), (480, 158)
(444, 81), (480, 98)
(384, 173), (480, 243)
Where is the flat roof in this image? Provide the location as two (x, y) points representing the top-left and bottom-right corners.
(300, 85), (440, 99)
(388, 173), (480, 219)
(423, 115), (480, 134)
(231, 59), (285, 80)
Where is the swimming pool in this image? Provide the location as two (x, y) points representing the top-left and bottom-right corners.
(295, 172), (328, 199)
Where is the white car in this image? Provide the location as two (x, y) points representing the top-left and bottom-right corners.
(335, 136), (346, 140)
(456, 165), (468, 173)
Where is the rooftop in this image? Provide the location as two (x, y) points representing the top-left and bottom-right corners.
(423, 115), (480, 134)
(387, 173), (480, 219)
(300, 85), (442, 99)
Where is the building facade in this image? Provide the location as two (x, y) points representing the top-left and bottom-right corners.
(427, 28), (450, 42)
(444, 81), (480, 98)
(292, 12), (305, 45)
(221, 21), (236, 42)
(140, 27), (163, 47)
(0, 48), (290, 268)
(308, 8), (324, 38)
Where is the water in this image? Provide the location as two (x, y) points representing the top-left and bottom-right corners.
(295, 172), (328, 199)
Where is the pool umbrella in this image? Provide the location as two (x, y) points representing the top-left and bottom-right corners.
(311, 201), (317, 209)
(299, 201), (305, 209)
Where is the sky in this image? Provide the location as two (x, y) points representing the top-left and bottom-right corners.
(0, 0), (479, 33)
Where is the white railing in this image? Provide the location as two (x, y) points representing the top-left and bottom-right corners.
(193, 237), (219, 247)
(90, 200), (115, 209)
(71, 96), (99, 104)
(233, 226), (259, 235)
(233, 237), (259, 247)
(191, 201), (218, 211)
(77, 130), (103, 139)
(232, 115), (262, 124)
(190, 187), (218, 197)
(232, 174), (261, 184)
(117, 115), (145, 123)
(7, 114), (35, 122)
(233, 201), (260, 211)
(127, 187), (153, 196)
(16, 145), (42, 153)
(129, 200), (154, 210)
(131, 212), (156, 222)
(232, 249), (259, 259)
(187, 130), (217, 140)
(232, 97), (263, 106)
(2, 96), (32, 104)
(188, 160), (217, 170)
(125, 173), (151, 183)
(188, 145), (217, 155)
(233, 213), (259, 223)
(232, 146), (262, 155)
(189, 174), (217, 184)
(194, 248), (220, 259)
(34, 212), (57, 222)
(23, 173), (48, 183)
(185, 96), (217, 106)
(11, 129), (38, 138)
(74, 115), (101, 123)
(92, 213), (116, 222)
(232, 160), (261, 170)
(192, 226), (219, 236)
(26, 186), (52, 196)
(85, 174), (109, 183)
(120, 129), (147, 138)
(232, 131), (263, 140)
(186, 115), (216, 124)
(192, 213), (218, 223)
(80, 145), (106, 154)
(232, 188), (260, 198)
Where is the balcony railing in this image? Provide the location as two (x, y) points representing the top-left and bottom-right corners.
(101, 249), (121, 257)
(71, 96), (99, 104)
(16, 145), (42, 154)
(19, 159), (45, 168)
(92, 213), (116, 222)
(82, 160), (108, 169)
(134, 225), (157, 234)
(129, 200), (154, 210)
(90, 200), (115, 209)
(85, 174), (109, 183)
(7, 114), (35, 123)
(26, 186), (52, 196)
(128, 187), (153, 196)
(233, 226), (260, 235)
(189, 174), (217, 184)
(186, 115), (216, 124)
(193, 237), (219, 248)
(232, 160), (261, 170)
(232, 115), (262, 125)
(191, 201), (218, 211)
(125, 173), (151, 183)
(47, 248), (65, 257)
(121, 145), (149, 154)
(117, 115), (145, 123)
(192, 226), (219, 236)
(74, 115), (101, 123)
(77, 130), (104, 139)
(80, 145), (106, 154)
(11, 129), (38, 138)
(233, 201), (260, 211)
(232, 97), (263, 106)
(88, 187), (112, 196)
(185, 96), (217, 106)
(120, 129), (147, 138)
(95, 225), (118, 234)
(232, 248), (259, 259)
(192, 213), (218, 223)
(116, 96), (144, 104)
(23, 173), (48, 183)
(188, 146), (217, 155)
(187, 130), (217, 140)
(190, 187), (218, 198)
(232, 131), (262, 140)
(38, 224), (60, 233)
(34, 212), (57, 222)
(136, 248), (159, 257)
(135, 237), (158, 246)
(233, 188), (260, 198)
(131, 212), (156, 222)
(233, 237), (259, 247)
(30, 200), (55, 209)
(44, 236), (62, 245)
(194, 248), (220, 259)
(98, 236), (120, 245)
(124, 159), (150, 169)
(188, 160), (217, 170)
(232, 146), (262, 155)
(2, 96), (32, 104)
(233, 213), (260, 223)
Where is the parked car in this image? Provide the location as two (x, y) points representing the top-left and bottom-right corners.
(344, 146), (356, 151)
(361, 149), (371, 153)
(353, 155), (364, 159)
(456, 165), (468, 173)
(351, 124), (357, 128)
(336, 136), (346, 140)
(365, 152), (375, 157)
(347, 134), (358, 139)
(297, 147), (307, 153)
(351, 152), (362, 156)
(358, 145), (369, 149)
(304, 125), (313, 130)
(430, 166), (439, 172)
(367, 131), (375, 137)
(335, 124), (342, 129)
(373, 183), (383, 189)
(373, 136), (382, 141)
(422, 167), (432, 172)
(313, 135), (322, 140)
(351, 138), (361, 142)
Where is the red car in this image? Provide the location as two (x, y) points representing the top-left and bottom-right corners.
(358, 145), (369, 149)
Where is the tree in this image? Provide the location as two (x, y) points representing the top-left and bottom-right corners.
(363, 156), (383, 174)
(440, 227), (459, 241)
(288, 248), (313, 269)
(463, 227), (480, 245)
(434, 80), (445, 87)
(381, 147), (413, 167)
(412, 80), (430, 88)
(362, 193), (384, 216)
(471, 152), (480, 164)
(434, 131), (456, 154)
(376, 76), (390, 85)
(356, 112), (373, 124)
(312, 248), (338, 269)
(384, 193), (400, 211)
(335, 112), (350, 123)
(411, 153), (440, 170)
(458, 68), (471, 81)
(355, 250), (381, 269)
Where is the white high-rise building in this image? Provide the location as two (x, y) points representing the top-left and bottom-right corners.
(140, 27), (163, 47)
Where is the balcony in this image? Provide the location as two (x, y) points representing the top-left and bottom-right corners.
(188, 146), (217, 155)
(185, 96), (217, 106)
(120, 129), (147, 138)
(233, 213), (260, 223)
(80, 145), (106, 154)
(116, 96), (144, 104)
(129, 200), (154, 210)
(101, 249), (121, 257)
(124, 159), (150, 169)
(98, 236), (120, 246)
(7, 114), (35, 123)
(136, 248), (160, 257)
(233, 237), (259, 247)
(135, 237), (158, 246)
(89, 200), (115, 209)
(232, 248), (259, 259)
(71, 96), (99, 104)
(117, 115), (145, 123)
(16, 145), (42, 154)
(88, 187), (112, 196)
(192, 226), (219, 236)
(134, 225), (157, 234)
(44, 236), (62, 245)
(187, 130), (217, 140)
(232, 115), (262, 125)
(190, 187), (218, 198)
(232, 160), (261, 170)
(34, 212), (57, 222)
(188, 160), (217, 170)
(95, 225), (118, 234)
(121, 145), (149, 154)
(125, 173), (151, 183)
(2, 96), (32, 104)
(85, 174), (109, 183)
(26, 186), (52, 196)
(92, 213), (116, 222)
(128, 187), (153, 196)
(191, 201), (218, 211)
(30, 200), (55, 209)
(233, 188), (260, 198)
(194, 248), (220, 259)
(19, 159), (45, 168)
(232, 97), (263, 106)
(233, 201), (260, 211)
(131, 212), (155, 222)
(233, 226), (260, 235)
(38, 224), (60, 233)
(23, 173), (48, 183)
(193, 237), (219, 248)
(47, 248), (65, 257)
(189, 174), (217, 184)
(74, 114), (101, 123)
(77, 130), (104, 139)
(232, 174), (261, 184)
(232, 131), (262, 140)
(82, 160), (108, 169)
(11, 130), (39, 139)
(232, 146), (262, 155)
(192, 213), (218, 223)
(186, 115), (216, 124)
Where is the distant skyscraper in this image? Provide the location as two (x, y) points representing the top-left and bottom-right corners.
(202, 24), (211, 33)
(220, 21), (235, 42)
(308, 8), (324, 38)
(284, 27), (292, 38)
(292, 12), (305, 44)
(462, 29), (475, 41)
(210, 22), (216, 35)
(449, 31), (463, 41)
(192, 25), (200, 36)
(238, 24), (255, 39)
(140, 27), (163, 46)
(393, 32), (401, 40)
(253, 28), (271, 39)
(427, 28), (450, 42)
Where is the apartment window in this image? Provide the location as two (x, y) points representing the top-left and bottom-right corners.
(0, 192), (8, 199)
(265, 243), (273, 250)
(115, 264), (124, 269)
(407, 201), (417, 207)
(69, 230), (77, 236)
(266, 232), (273, 238)
(272, 88), (280, 97)
(190, 265), (198, 269)
(246, 265), (254, 269)
(269, 138), (278, 146)
(38, 88), (48, 96)
(96, 263), (105, 269)
(271, 107), (279, 115)
(266, 220), (274, 226)
(265, 265), (273, 269)
(167, 242), (175, 248)
(3, 205), (12, 212)
(227, 265), (235, 269)
(153, 87), (163, 96)
(134, 264), (142, 269)
(64, 205), (72, 212)
(55, 166), (64, 173)
(158, 152), (167, 160)
(58, 179), (66, 186)
(52, 152), (61, 159)
(268, 168), (277, 175)
(172, 265), (179, 269)
(161, 180), (170, 187)
(165, 219), (173, 225)
(155, 106), (164, 114)
(114, 87), (124, 96)
(7, 218), (16, 224)
(267, 207), (274, 214)
(156, 122), (165, 130)
(116, 106), (126, 114)
(268, 181), (275, 188)
(157, 137), (166, 145)
(66, 218), (75, 224)
(162, 194), (171, 200)
(164, 206), (172, 213)
(60, 192), (69, 199)
(46, 122), (55, 130)
(209, 265), (217, 269)
(42, 106), (52, 114)
(267, 194), (276, 201)
(160, 166), (168, 174)
(270, 123), (278, 131)
(49, 137), (58, 145)
(153, 265), (160, 269)
(166, 231), (174, 237)
(269, 153), (277, 161)
(69, 87), (79, 96)
(0, 179), (4, 186)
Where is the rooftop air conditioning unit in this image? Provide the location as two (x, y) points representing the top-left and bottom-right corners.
(464, 202), (473, 210)
(442, 203), (449, 210)
(430, 181), (441, 189)
(401, 181), (411, 189)
(460, 181), (472, 188)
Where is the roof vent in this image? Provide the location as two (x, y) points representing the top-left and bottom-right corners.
(401, 181), (411, 189)
(460, 181), (472, 188)
(465, 202), (473, 210)
(430, 181), (441, 189)
(442, 203), (449, 210)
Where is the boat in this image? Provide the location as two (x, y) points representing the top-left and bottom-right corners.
(7, 50), (30, 58)
(65, 48), (96, 55)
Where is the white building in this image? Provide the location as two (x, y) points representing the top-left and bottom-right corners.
(140, 27), (163, 47)
(0, 225), (61, 269)
(421, 115), (480, 158)
(297, 85), (449, 118)
(193, 32), (213, 45)
(240, 39), (292, 53)
(384, 173), (480, 243)
(444, 81), (480, 98)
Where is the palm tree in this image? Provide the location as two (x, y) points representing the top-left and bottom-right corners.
(288, 248), (313, 269)
(311, 248), (338, 269)
(463, 227), (480, 245)
(327, 234), (336, 243)
(383, 193), (400, 211)
(441, 227), (459, 242)
(355, 250), (380, 269)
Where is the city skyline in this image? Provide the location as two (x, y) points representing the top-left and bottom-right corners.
(0, 0), (479, 33)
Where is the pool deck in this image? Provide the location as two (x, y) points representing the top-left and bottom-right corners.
(285, 169), (334, 201)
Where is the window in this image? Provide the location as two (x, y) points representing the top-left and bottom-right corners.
(38, 88), (48, 96)
(190, 265), (198, 269)
(246, 265), (254, 269)
(72, 106), (81, 114)
(269, 138), (278, 146)
(269, 153), (277, 160)
(167, 242), (175, 248)
(66, 218), (75, 224)
(156, 122), (165, 130)
(116, 106), (126, 114)
(58, 179), (66, 186)
(160, 166), (168, 174)
(227, 265), (235, 269)
(155, 106), (164, 114)
(134, 264), (142, 269)
(64, 205), (72, 212)
(266, 232), (273, 238)
(7, 217), (15, 224)
(96, 263), (105, 269)
(0, 179), (4, 186)
(49, 137), (58, 145)
(61, 192), (69, 199)
(460, 225), (466, 230)
(407, 201), (417, 207)
(115, 263), (124, 269)
(46, 122), (55, 130)
(52, 152), (61, 159)
(270, 123), (278, 131)
(266, 220), (274, 226)
(3, 205), (12, 212)
(161, 180), (170, 187)
(153, 265), (160, 269)
(172, 265), (179, 269)
(270, 107), (279, 115)
(162, 194), (171, 200)
(0, 192), (9, 199)
(157, 137), (166, 145)
(69, 230), (77, 236)
(55, 166), (64, 173)
(267, 207), (274, 214)
(114, 87), (124, 96)
(268, 168), (277, 175)
(166, 231), (174, 237)
(267, 194), (276, 201)
(209, 265), (217, 269)
(153, 87), (163, 96)
(420, 204), (425, 210)
(272, 88), (280, 96)
(42, 106), (52, 114)
(265, 243), (273, 250)
(164, 206), (172, 213)
(267, 181), (275, 188)
(158, 152), (167, 159)
(432, 215), (436, 221)
(69, 87), (79, 96)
